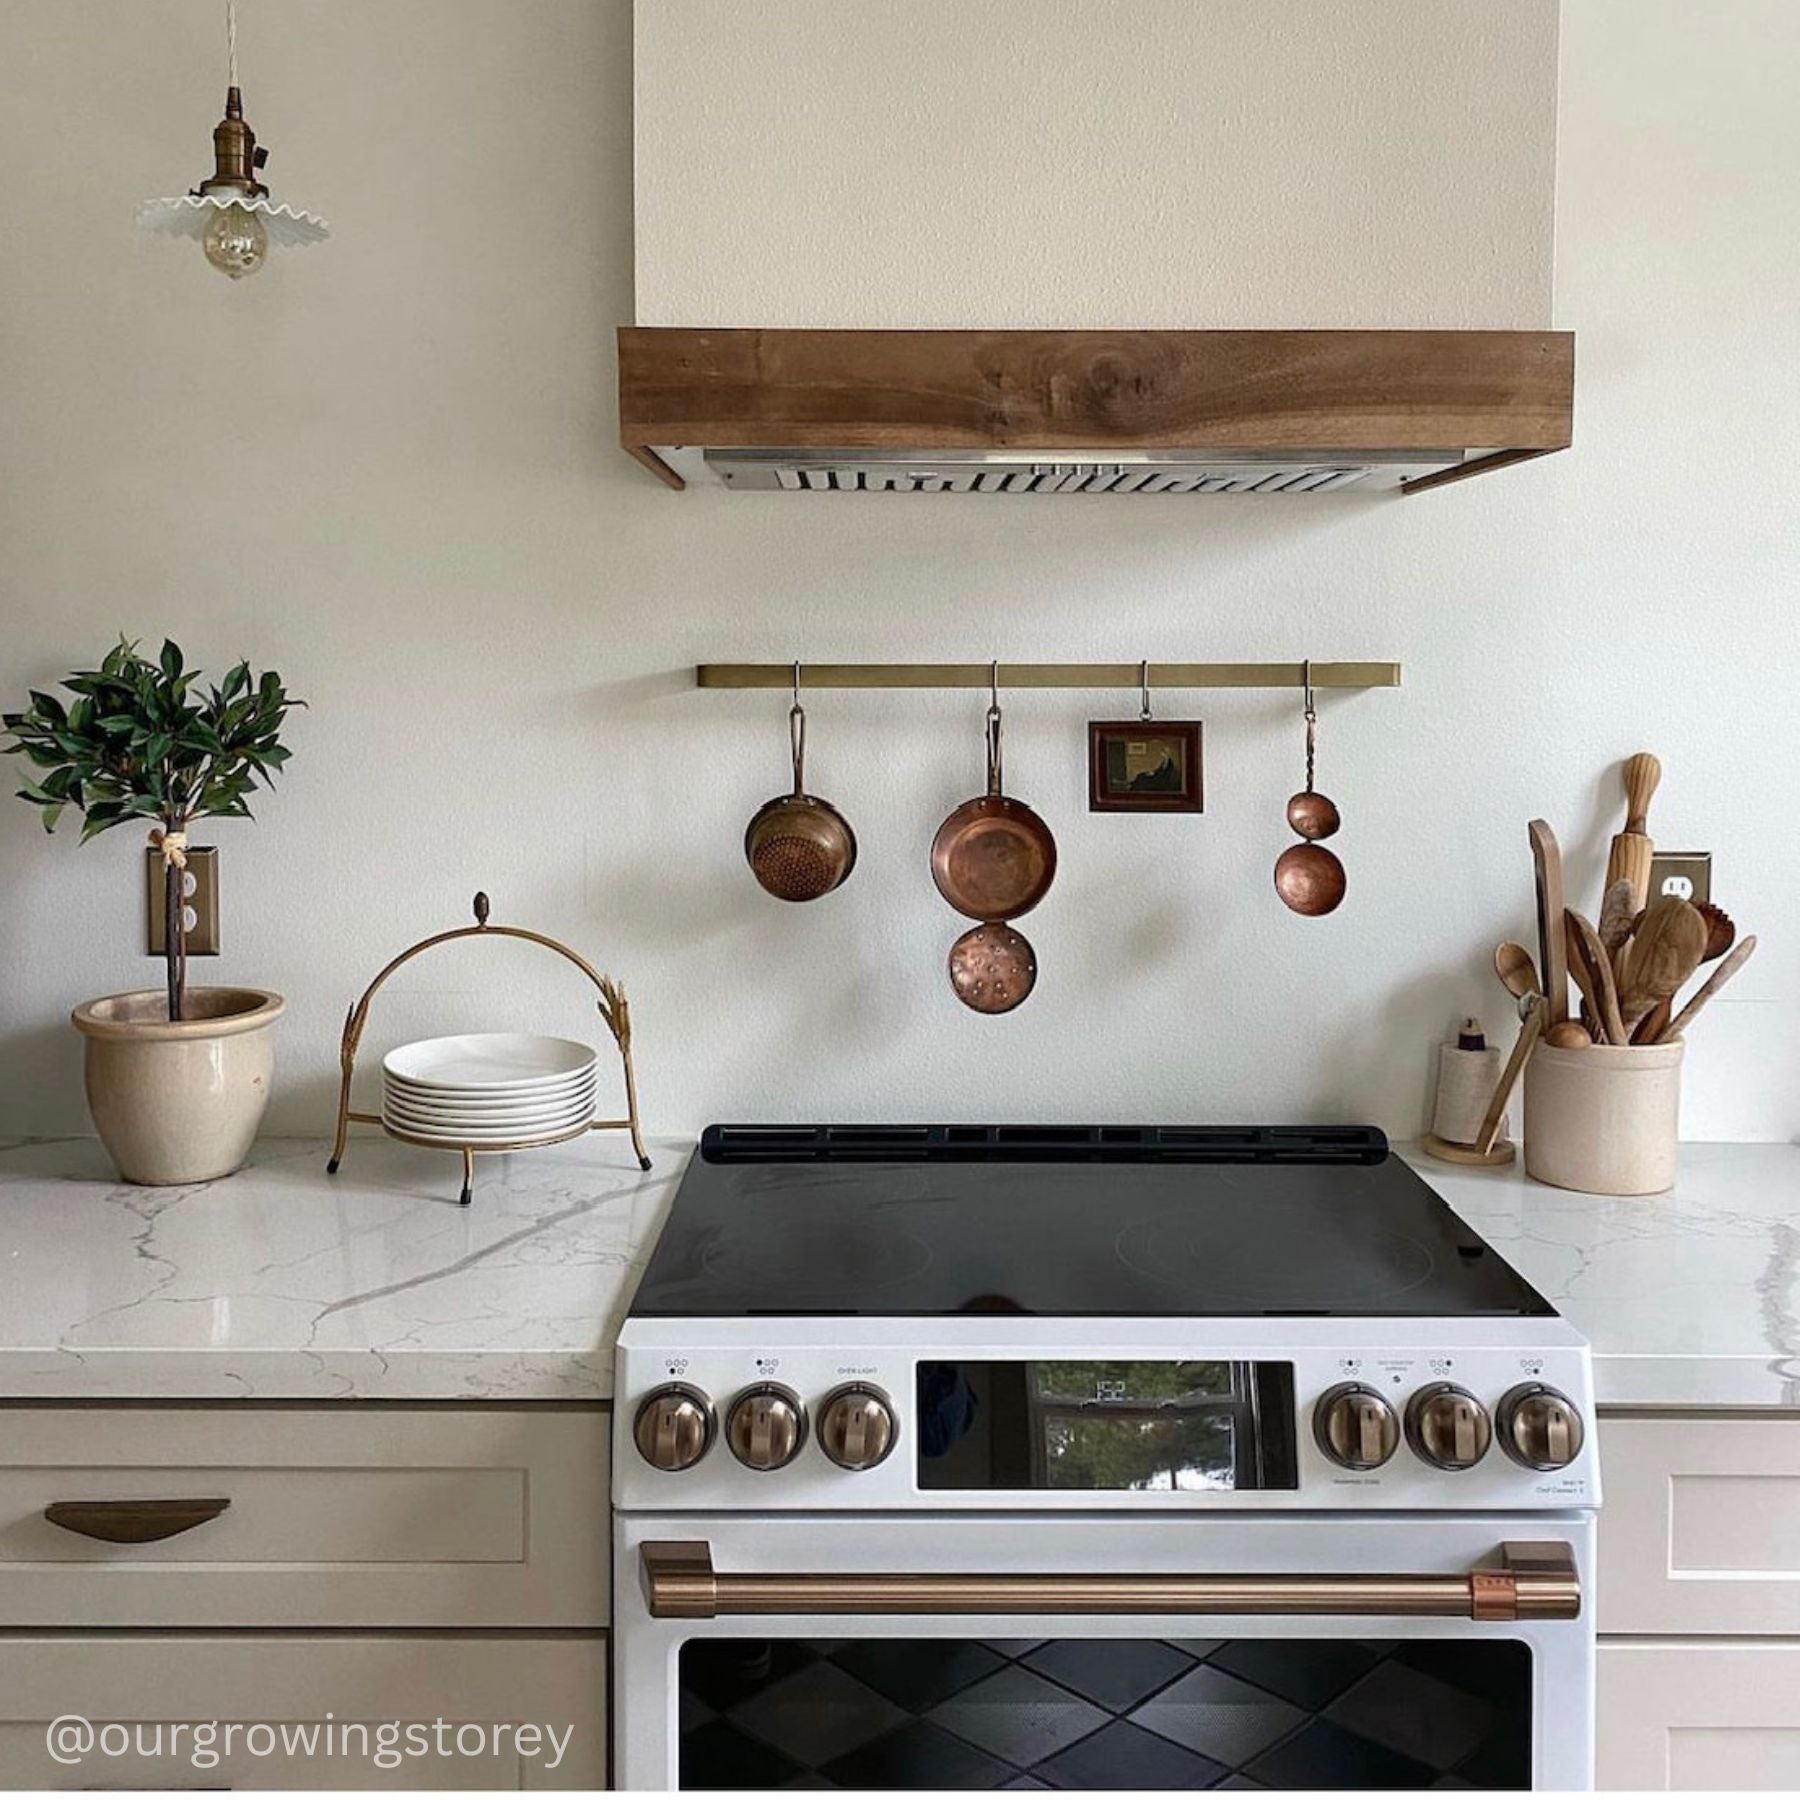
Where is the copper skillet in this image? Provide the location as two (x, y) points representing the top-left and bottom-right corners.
(932, 693), (1056, 1012)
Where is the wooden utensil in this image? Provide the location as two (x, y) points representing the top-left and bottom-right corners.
(1604, 752), (1662, 913)
(1545, 1019), (1594, 1049)
(1695, 901), (1736, 963)
(1656, 935), (1756, 1043)
(1494, 941), (1541, 1006)
(1598, 878), (1637, 969)
(1528, 820), (1569, 1024)
(1423, 998), (1544, 1166)
(1617, 895), (1707, 1034)
(1564, 909), (1628, 1045)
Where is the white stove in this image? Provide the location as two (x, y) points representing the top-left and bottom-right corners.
(613, 1126), (1599, 1790)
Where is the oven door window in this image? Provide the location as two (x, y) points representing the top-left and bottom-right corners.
(678, 1636), (1531, 1789)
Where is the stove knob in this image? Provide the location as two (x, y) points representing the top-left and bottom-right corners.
(1497, 1383), (1585, 1471)
(633, 1383), (714, 1472)
(818, 1384), (897, 1471)
(726, 1384), (807, 1472)
(1405, 1384), (1492, 1471)
(1313, 1383), (1401, 1470)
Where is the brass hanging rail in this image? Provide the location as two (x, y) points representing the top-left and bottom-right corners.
(695, 661), (1400, 691)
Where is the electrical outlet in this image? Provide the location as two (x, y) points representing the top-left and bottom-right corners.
(1648, 850), (1711, 908)
(145, 846), (220, 955)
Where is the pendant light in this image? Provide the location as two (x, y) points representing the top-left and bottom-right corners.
(137, 0), (328, 278)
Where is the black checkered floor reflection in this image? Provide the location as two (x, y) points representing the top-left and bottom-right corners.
(678, 1636), (1530, 1789)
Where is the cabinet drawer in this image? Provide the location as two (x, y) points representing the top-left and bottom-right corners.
(0, 1634), (605, 1788)
(1598, 1641), (1800, 1790)
(0, 1406), (608, 1627)
(1597, 1413), (1800, 1634)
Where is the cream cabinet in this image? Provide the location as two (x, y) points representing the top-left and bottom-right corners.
(1596, 1411), (1800, 1790)
(0, 1404), (611, 1790)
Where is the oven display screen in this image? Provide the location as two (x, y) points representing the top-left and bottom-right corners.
(916, 1361), (1297, 1491)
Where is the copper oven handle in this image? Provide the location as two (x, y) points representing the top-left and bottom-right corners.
(641, 1540), (1579, 1623)
(44, 1498), (231, 1545)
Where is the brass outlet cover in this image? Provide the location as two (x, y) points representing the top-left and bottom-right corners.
(1648, 851), (1712, 908)
(145, 846), (220, 956)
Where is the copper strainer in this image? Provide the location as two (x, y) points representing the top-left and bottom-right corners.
(744, 673), (856, 902)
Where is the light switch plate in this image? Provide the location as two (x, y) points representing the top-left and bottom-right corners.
(1648, 850), (1711, 908)
(145, 846), (220, 955)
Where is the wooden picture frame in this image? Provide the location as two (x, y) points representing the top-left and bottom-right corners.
(1087, 721), (1204, 813)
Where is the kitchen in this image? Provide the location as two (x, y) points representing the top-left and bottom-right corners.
(0, 0), (1796, 1791)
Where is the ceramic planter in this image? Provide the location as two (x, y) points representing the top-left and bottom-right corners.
(70, 987), (284, 1185)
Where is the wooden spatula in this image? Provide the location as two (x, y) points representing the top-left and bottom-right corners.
(1529, 819), (1569, 1026)
(1565, 910), (1627, 1044)
(1605, 752), (1662, 914)
(1617, 895), (1706, 1035)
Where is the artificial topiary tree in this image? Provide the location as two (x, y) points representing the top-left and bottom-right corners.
(4, 638), (302, 1021)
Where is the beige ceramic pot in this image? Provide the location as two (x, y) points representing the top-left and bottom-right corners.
(70, 987), (284, 1185)
(1524, 1037), (1684, 1196)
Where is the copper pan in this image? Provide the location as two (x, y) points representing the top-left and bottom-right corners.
(931, 699), (1057, 922)
(948, 922), (1037, 1014)
(744, 698), (857, 902)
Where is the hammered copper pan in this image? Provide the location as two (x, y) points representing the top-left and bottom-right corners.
(932, 704), (1057, 921)
(744, 702), (857, 902)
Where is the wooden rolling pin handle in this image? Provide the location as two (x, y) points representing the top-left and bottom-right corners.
(1622, 752), (1662, 835)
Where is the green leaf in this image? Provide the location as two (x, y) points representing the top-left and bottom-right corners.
(159, 640), (184, 683)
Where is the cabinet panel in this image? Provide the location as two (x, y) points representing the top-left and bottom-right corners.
(1597, 1414), (1800, 1633)
(0, 1635), (605, 1789)
(0, 1406), (608, 1627)
(1598, 1642), (1800, 1790)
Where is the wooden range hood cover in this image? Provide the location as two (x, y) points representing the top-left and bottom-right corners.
(618, 328), (1573, 496)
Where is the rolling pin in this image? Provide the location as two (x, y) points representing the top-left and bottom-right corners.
(1605, 752), (1662, 914)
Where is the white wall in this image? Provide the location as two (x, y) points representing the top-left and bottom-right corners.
(635, 0), (1559, 328)
(1, 0), (1794, 1148)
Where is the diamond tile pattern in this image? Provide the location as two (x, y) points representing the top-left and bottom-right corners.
(678, 1637), (1531, 1790)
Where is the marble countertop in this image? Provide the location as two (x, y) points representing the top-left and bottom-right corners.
(0, 1135), (1795, 1407)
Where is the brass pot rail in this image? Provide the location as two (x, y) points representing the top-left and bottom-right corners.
(640, 1540), (1579, 1624)
(696, 661), (1400, 692)
(327, 892), (650, 1205)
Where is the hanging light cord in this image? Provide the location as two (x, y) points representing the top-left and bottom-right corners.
(226, 0), (239, 87)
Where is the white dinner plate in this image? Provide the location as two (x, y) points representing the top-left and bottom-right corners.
(381, 1107), (593, 1145)
(382, 1034), (596, 1093)
(382, 1103), (594, 1137)
(382, 1073), (597, 1115)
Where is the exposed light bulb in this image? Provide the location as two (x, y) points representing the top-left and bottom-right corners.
(202, 202), (268, 279)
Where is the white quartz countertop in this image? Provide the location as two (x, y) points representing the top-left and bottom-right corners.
(0, 1135), (1796, 1408)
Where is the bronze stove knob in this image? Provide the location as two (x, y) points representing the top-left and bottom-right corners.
(1405, 1383), (1493, 1470)
(1312, 1382), (1401, 1470)
(725, 1383), (807, 1471)
(818, 1384), (897, 1471)
(1497, 1383), (1585, 1471)
(632, 1383), (715, 1473)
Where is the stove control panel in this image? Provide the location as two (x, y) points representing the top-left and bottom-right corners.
(613, 1324), (1598, 1512)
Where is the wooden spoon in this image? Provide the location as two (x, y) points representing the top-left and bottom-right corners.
(1656, 935), (1757, 1043)
(1546, 1019), (1594, 1049)
(1565, 909), (1628, 1044)
(1494, 941), (1542, 1006)
(1617, 896), (1707, 1035)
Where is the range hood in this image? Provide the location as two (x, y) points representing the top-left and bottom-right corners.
(618, 328), (1573, 496)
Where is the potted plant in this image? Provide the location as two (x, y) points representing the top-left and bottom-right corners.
(4, 639), (302, 1183)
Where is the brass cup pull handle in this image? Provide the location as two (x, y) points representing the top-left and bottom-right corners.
(641, 1540), (1579, 1624)
(44, 1498), (231, 1544)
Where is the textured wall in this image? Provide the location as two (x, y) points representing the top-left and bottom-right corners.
(0, 0), (1794, 1149)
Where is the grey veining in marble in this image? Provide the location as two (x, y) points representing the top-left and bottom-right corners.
(1, 1136), (1795, 1407)
(0, 1134), (682, 1400)
(1405, 1142), (1800, 1408)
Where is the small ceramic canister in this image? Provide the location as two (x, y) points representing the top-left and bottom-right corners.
(1523, 1038), (1684, 1196)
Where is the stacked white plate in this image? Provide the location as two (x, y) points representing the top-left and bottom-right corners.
(381, 1034), (598, 1145)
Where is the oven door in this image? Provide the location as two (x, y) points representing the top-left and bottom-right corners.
(614, 1511), (1593, 1791)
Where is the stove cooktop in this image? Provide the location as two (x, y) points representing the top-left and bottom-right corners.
(628, 1125), (1554, 1320)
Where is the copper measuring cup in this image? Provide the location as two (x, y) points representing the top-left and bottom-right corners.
(744, 671), (857, 902)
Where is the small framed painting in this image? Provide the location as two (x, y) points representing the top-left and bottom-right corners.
(1087, 720), (1204, 813)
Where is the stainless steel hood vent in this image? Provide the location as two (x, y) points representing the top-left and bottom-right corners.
(619, 329), (1574, 497)
(702, 450), (1456, 494)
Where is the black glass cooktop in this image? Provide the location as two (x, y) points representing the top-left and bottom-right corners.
(628, 1126), (1554, 1320)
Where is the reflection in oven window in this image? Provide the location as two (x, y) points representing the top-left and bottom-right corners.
(676, 1635), (1532, 1789)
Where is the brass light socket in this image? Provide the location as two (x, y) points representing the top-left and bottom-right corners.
(194, 86), (269, 200)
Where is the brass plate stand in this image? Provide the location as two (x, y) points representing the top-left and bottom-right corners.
(326, 892), (650, 1205)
